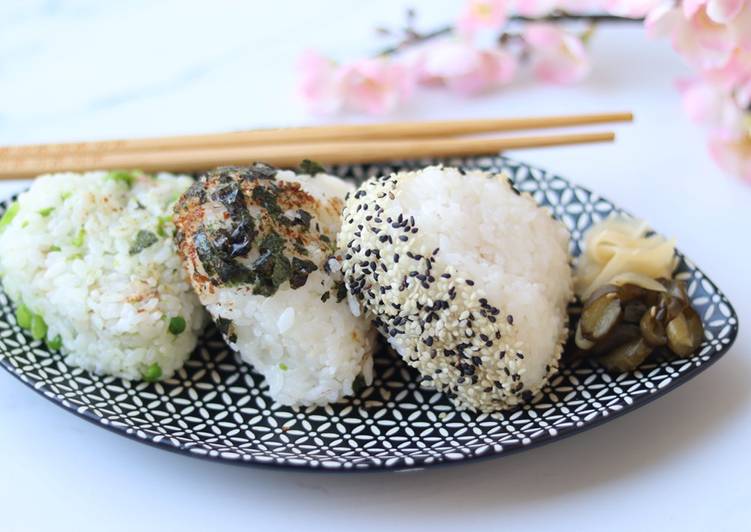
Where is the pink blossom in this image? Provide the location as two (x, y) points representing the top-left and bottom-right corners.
(677, 77), (742, 130)
(457, 0), (509, 36)
(703, 49), (751, 92)
(708, 130), (751, 181)
(297, 49), (342, 114)
(524, 24), (591, 84)
(728, 3), (751, 50)
(646, 3), (738, 68)
(683, 0), (745, 23)
(337, 58), (415, 114)
(417, 41), (517, 95)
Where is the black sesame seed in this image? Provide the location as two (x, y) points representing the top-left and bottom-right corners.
(499, 351), (506, 359)
(480, 334), (489, 342)
(399, 235), (408, 242)
(507, 315), (514, 325)
(471, 356), (482, 366)
(441, 273), (451, 279)
(516, 352), (524, 359)
(394, 253), (400, 263)
(465, 279), (475, 286)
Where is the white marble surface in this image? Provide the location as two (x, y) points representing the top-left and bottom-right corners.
(1, 2), (750, 531)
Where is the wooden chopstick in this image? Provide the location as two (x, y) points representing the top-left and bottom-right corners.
(0, 131), (615, 179)
(0, 112), (631, 159)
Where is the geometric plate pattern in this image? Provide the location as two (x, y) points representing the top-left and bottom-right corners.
(0, 156), (738, 471)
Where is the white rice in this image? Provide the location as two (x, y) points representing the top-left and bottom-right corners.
(338, 166), (573, 411)
(0, 171), (206, 380)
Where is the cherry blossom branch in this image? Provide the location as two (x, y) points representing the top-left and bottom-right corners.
(377, 13), (643, 56)
(297, 1), (750, 181)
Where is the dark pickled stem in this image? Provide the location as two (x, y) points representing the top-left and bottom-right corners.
(640, 306), (667, 346)
(666, 307), (704, 357)
(590, 323), (642, 357)
(581, 292), (622, 341)
(598, 337), (653, 373)
(623, 300), (648, 324)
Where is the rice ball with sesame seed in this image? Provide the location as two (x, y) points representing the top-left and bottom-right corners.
(337, 165), (572, 412)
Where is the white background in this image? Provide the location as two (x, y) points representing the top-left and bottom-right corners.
(1, 1), (749, 531)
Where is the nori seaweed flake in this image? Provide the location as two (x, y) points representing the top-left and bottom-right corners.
(129, 230), (158, 255)
(252, 185), (283, 218)
(299, 159), (325, 175)
(289, 257), (318, 289)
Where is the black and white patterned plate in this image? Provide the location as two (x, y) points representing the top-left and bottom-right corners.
(0, 157), (738, 471)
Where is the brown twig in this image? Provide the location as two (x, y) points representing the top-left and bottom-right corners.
(376, 12), (644, 56)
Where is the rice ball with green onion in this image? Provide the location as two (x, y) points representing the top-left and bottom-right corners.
(338, 165), (573, 412)
(0, 170), (206, 381)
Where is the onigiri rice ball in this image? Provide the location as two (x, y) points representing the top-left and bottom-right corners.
(173, 164), (377, 407)
(337, 165), (572, 411)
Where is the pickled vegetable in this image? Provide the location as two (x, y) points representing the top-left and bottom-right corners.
(590, 323), (642, 357)
(666, 307), (704, 357)
(640, 306), (667, 346)
(580, 291), (622, 341)
(598, 337), (653, 373)
(622, 300), (648, 324)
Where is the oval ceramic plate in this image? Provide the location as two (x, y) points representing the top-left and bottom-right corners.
(0, 157), (738, 471)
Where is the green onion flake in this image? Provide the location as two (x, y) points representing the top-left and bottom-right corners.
(72, 228), (85, 247)
(46, 335), (62, 351)
(0, 201), (20, 231)
(168, 316), (186, 335)
(156, 215), (172, 237)
(143, 362), (162, 382)
(38, 207), (55, 217)
(15, 303), (32, 329)
(105, 170), (136, 189)
(279, 362), (288, 371)
(30, 314), (47, 341)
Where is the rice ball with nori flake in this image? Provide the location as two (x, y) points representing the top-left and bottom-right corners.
(337, 165), (572, 412)
(173, 164), (376, 407)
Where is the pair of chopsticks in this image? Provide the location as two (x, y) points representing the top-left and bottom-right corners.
(0, 112), (632, 179)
